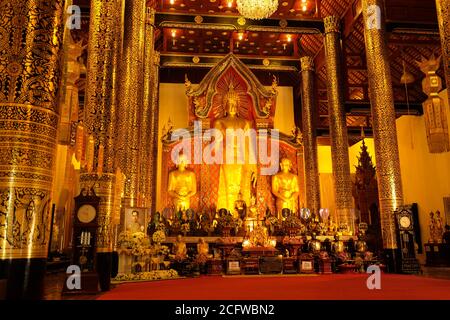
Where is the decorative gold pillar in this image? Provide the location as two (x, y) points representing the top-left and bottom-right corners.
(82, 0), (123, 291)
(139, 8), (159, 210)
(323, 16), (354, 232)
(417, 54), (450, 153)
(117, 0), (146, 206)
(0, 0), (64, 299)
(362, 0), (404, 255)
(300, 57), (321, 215)
(435, 0), (450, 106)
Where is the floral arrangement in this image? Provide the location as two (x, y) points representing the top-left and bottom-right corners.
(363, 251), (374, 261)
(247, 226), (271, 247)
(152, 230), (166, 244)
(117, 230), (133, 248)
(337, 251), (350, 262)
(282, 215), (302, 230)
(266, 215), (280, 228)
(130, 233), (150, 257)
(113, 269), (179, 283)
(117, 231), (150, 257)
(153, 244), (170, 257)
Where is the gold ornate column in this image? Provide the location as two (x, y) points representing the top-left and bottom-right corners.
(117, 0), (146, 206)
(300, 57), (321, 215)
(324, 16), (354, 232)
(362, 0), (404, 261)
(82, 0), (123, 291)
(139, 8), (159, 210)
(435, 0), (450, 106)
(0, 0), (64, 299)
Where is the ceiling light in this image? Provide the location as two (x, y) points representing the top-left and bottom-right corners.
(236, 0), (279, 20)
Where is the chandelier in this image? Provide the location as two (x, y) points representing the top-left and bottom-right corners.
(236, 0), (279, 20)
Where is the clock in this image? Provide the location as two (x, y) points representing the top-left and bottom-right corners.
(72, 187), (100, 272)
(399, 215), (411, 229)
(77, 204), (97, 224)
(395, 206), (421, 274)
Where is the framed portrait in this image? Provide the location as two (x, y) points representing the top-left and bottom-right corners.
(124, 207), (148, 233)
(227, 260), (241, 274)
(301, 261), (313, 271)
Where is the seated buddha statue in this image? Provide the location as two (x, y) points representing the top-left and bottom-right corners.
(234, 192), (247, 220)
(168, 154), (197, 213)
(355, 231), (368, 254)
(247, 194), (258, 219)
(332, 234), (346, 254)
(271, 158), (299, 219)
(308, 233), (322, 254)
(173, 234), (188, 261)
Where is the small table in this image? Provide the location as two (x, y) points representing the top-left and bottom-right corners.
(282, 257), (298, 274)
(260, 256), (283, 274)
(298, 254), (315, 274)
(319, 259), (333, 274)
(207, 259), (223, 275)
(242, 258), (260, 274)
(425, 243), (450, 267)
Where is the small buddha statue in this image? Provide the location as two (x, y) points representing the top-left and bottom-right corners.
(247, 194), (258, 219)
(168, 154), (197, 213)
(234, 192), (247, 220)
(196, 238), (211, 272)
(435, 211), (444, 243)
(429, 211), (436, 243)
(332, 234), (346, 254)
(355, 231), (368, 254)
(271, 158), (300, 219)
(173, 234), (188, 261)
(308, 233), (322, 254)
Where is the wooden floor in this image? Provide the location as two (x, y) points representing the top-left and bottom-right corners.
(43, 273), (101, 300)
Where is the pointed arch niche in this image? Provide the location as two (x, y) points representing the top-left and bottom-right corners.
(160, 54), (305, 216)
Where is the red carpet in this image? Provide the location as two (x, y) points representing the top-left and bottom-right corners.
(98, 274), (450, 300)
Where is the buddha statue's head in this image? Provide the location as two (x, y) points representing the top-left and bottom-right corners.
(280, 158), (292, 173)
(224, 83), (239, 117)
(176, 154), (188, 170)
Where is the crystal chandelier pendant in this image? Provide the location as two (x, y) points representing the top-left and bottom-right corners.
(236, 0), (279, 20)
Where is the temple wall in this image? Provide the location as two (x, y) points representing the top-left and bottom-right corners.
(396, 89), (450, 252)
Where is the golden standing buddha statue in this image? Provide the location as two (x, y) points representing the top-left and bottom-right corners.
(168, 154), (197, 212)
(271, 158), (300, 219)
(214, 84), (256, 216)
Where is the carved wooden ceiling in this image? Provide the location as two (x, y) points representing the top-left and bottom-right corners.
(74, 0), (444, 145)
(157, 0), (319, 18)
